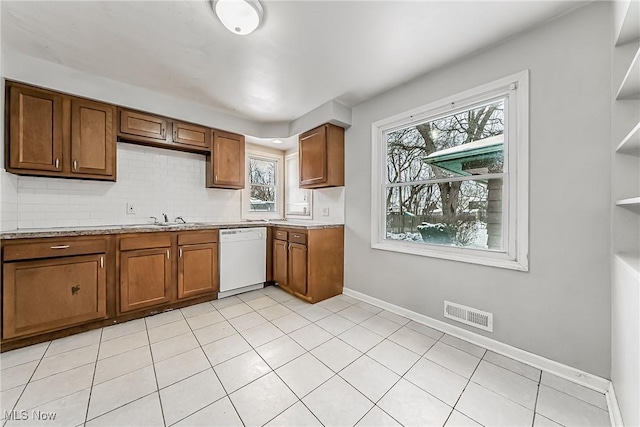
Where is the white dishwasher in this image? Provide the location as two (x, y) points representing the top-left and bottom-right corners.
(218, 227), (267, 298)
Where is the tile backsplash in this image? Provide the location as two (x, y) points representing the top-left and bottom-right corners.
(13, 143), (243, 229)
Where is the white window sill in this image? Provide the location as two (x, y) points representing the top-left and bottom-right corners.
(372, 240), (529, 271)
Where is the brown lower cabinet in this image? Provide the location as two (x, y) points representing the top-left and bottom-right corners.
(272, 226), (344, 303)
(177, 231), (219, 299)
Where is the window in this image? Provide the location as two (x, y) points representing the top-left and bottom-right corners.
(243, 150), (283, 219)
(371, 71), (529, 270)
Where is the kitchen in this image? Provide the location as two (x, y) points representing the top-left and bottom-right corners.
(0, 1), (639, 426)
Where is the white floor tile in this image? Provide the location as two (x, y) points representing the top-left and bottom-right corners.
(230, 372), (297, 427)
(338, 325), (385, 353)
(289, 324), (333, 351)
(86, 366), (157, 420)
(214, 350), (271, 393)
(46, 329), (101, 357)
(144, 310), (184, 329)
(7, 388), (90, 427)
(186, 310), (225, 330)
(266, 401), (322, 426)
(101, 319), (146, 342)
(0, 385), (24, 415)
(246, 295), (278, 311)
(227, 311), (267, 331)
(0, 342), (49, 370)
(147, 320), (191, 344)
(338, 306), (376, 324)
(1, 361), (39, 391)
(211, 295), (243, 310)
(541, 372), (608, 410)
(406, 321), (445, 340)
(256, 336), (306, 370)
(193, 320), (236, 345)
(316, 313), (356, 336)
(377, 310), (410, 326)
(424, 342), (481, 379)
(17, 364), (94, 411)
(536, 385), (610, 427)
(356, 406), (402, 426)
(355, 302), (384, 314)
(272, 312), (311, 334)
(471, 360), (538, 410)
(269, 290), (296, 303)
(32, 344), (98, 381)
(98, 331), (148, 360)
(94, 346), (152, 384)
(281, 297), (312, 311)
(298, 305), (332, 322)
(533, 413), (563, 427)
(154, 347), (210, 389)
(388, 327), (437, 355)
(378, 379), (452, 427)
(303, 375), (373, 427)
(86, 392), (164, 427)
(440, 335), (487, 358)
(276, 353), (334, 398)
(405, 357), (468, 406)
(237, 290), (266, 302)
(202, 334), (252, 366)
(180, 302), (217, 319)
(159, 369), (226, 426)
(367, 340), (420, 375)
(335, 294), (359, 305)
(150, 331), (200, 363)
(240, 321), (284, 347)
(483, 351), (541, 382)
(360, 315), (403, 337)
(310, 338), (362, 372)
(445, 410), (482, 426)
(218, 302), (254, 319)
(258, 304), (294, 321)
(317, 297), (353, 313)
(456, 382), (534, 427)
(340, 355), (400, 402)
(174, 396), (243, 427)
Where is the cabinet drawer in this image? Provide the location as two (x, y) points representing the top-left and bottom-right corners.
(289, 231), (307, 245)
(173, 122), (209, 149)
(119, 109), (167, 141)
(120, 234), (171, 251)
(3, 254), (107, 339)
(3, 239), (107, 262)
(274, 230), (288, 241)
(178, 231), (218, 246)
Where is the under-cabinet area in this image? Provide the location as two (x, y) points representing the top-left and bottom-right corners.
(0, 224), (343, 350)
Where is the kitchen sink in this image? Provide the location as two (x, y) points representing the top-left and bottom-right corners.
(126, 222), (206, 228)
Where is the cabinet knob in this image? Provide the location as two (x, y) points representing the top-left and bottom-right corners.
(73, 159), (78, 170)
(54, 158), (60, 169)
(167, 249), (170, 260)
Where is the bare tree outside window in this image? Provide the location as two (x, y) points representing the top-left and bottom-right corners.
(249, 157), (277, 212)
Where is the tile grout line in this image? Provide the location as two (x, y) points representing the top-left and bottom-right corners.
(84, 328), (104, 425)
(144, 317), (168, 427)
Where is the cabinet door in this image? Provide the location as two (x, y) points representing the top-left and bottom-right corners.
(71, 99), (116, 178)
(9, 85), (63, 172)
(273, 239), (288, 286)
(207, 130), (245, 189)
(3, 254), (107, 339)
(120, 248), (172, 313)
(120, 109), (168, 141)
(178, 243), (218, 299)
(299, 125), (328, 187)
(172, 122), (210, 149)
(288, 243), (308, 296)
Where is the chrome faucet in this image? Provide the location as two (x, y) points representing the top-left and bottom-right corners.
(175, 216), (186, 224)
(162, 213), (169, 223)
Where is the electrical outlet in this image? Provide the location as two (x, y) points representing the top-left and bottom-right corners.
(126, 202), (136, 215)
(322, 207), (330, 216)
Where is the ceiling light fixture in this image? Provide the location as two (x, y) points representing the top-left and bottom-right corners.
(271, 139), (283, 144)
(209, 0), (263, 36)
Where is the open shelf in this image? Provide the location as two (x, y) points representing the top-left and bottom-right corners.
(616, 121), (640, 156)
(616, 197), (640, 214)
(615, 253), (640, 277)
(616, 46), (640, 100)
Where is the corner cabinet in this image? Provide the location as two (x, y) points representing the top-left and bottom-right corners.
(299, 124), (344, 188)
(6, 83), (116, 181)
(272, 226), (344, 303)
(206, 130), (245, 189)
(2, 238), (108, 339)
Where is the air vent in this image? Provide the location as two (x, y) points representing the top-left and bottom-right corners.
(444, 301), (493, 332)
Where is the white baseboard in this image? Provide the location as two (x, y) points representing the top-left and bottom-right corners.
(607, 382), (625, 427)
(342, 287), (611, 394)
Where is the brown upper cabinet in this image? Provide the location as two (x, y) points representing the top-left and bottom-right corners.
(299, 123), (344, 188)
(6, 83), (116, 181)
(206, 130), (245, 189)
(118, 108), (209, 154)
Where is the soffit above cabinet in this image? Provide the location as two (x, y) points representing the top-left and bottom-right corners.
(2, 0), (587, 125)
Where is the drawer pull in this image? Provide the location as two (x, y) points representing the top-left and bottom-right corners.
(50, 245), (70, 249)
(294, 234), (300, 238)
(71, 285), (80, 295)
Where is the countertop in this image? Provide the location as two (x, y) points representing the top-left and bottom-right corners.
(0, 220), (344, 240)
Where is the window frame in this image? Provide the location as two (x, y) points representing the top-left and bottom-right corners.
(370, 71), (529, 271)
(243, 150), (284, 219)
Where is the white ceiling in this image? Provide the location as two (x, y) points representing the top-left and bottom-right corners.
(2, 0), (586, 127)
